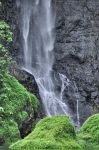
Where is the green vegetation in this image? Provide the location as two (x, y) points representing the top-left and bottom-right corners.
(0, 20), (39, 146)
(0, 20), (99, 150)
(77, 114), (99, 150)
(0, 21), (13, 92)
(0, 21), (13, 73)
(10, 116), (82, 150)
(0, 118), (20, 144)
(0, 73), (38, 145)
(10, 114), (99, 150)
(0, 20), (13, 43)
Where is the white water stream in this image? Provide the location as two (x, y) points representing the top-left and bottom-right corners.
(17, 0), (80, 126)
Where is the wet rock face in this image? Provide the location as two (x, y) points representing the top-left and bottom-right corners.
(1, 0), (99, 124)
(0, 0), (22, 61)
(55, 0), (99, 60)
(54, 0), (99, 123)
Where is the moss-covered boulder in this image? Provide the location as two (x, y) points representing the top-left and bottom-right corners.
(78, 114), (99, 150)
(0, 73), (38, 146)
(10, 116), (82, 150)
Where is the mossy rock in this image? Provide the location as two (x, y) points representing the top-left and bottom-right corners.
(10, 116), (82, 150)
(0, 73), (38, 145)
(78, 114), (99, 150)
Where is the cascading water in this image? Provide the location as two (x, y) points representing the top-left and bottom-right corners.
(17, 0), (80, 126)
(17, 0), (69, 116)
(74, 82), (80, 128)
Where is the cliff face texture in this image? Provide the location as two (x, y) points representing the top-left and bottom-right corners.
(1, 0), (99, 124)
(54, 0), (99, 123)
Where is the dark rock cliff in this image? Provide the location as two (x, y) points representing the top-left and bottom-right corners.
(1, 0), (99, 124)
(55, 0), (99, 123)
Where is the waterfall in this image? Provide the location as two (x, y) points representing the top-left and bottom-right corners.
(74, 82), (80, 128)
(17, 0), (69, 116)
(17, 0), (80, 126)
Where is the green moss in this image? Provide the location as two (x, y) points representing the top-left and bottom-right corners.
(80, 114), (99, 142)
(0, 73), (38, 145)
(0, 20), (13, 42)
(0, 20), (38, 146)
(3, 73), (38, 115)
(16, 111), (28, 127)
(77, 114), (99, 150)
(10, 116), (82, 150)
(0, 119), (20, 144)
(0, 21), (13, 73)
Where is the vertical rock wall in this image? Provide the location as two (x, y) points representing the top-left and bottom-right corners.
(55, 0), (99, 123)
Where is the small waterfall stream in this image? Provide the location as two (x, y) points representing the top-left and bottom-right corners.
(74, 82), (80, 127)
(17, 0), (80, 126)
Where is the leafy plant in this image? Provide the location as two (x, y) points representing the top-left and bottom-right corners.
(0, 44), (12, 73)
(0, 21), (13, 43)
(0, 21), (13, 93)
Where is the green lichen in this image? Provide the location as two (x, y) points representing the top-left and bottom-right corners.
(10, 116), (82, 150)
